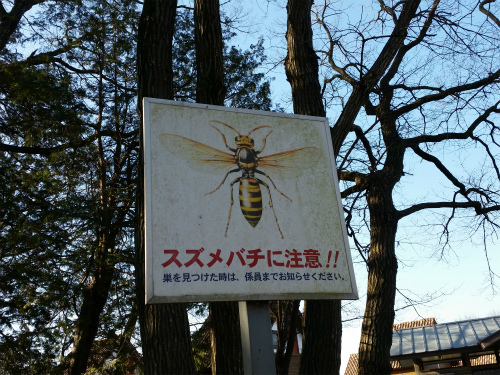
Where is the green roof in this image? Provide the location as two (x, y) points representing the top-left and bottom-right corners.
(391, 315), (500, 357)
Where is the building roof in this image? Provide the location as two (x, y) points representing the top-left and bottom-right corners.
(344, 318), (438, 375)
(344, 316), (500, 375)
(390, 315), (500, 357)
(344, 352), (499, 375)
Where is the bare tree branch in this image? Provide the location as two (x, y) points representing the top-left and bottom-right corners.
(398, 200), (482, 219)
(405, 100), (500, 144)
(352, 124), (378, 169)
(330, 0), (422, 156)
(480, 0), (500, 28)
(394, 73), (500, 118)
(410, 145), (470, 195)
(381, 0), (440, 88)
(0, 0), (74, 51)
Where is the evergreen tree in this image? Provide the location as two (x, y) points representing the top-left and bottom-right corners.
(173, 6), (273, 110)
(0, 5), (93, 373)
(1, 1), (277, 373)
(1, 1), (140, 373)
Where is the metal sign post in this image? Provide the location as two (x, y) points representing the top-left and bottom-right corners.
(239, 301), (276, 375)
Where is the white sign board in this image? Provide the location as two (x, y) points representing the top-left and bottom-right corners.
(144, 98), (357, 303)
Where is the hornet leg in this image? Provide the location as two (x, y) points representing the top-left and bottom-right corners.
(257, 179), (284, 239)
(225, 177), (241, 237)
(206, 168), (239, 195)
(256, 170), (292, 202)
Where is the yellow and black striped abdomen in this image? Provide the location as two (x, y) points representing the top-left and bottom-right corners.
(239, 178), (262, 227)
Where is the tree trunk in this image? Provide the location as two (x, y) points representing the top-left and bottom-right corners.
(68, 37), (117, 375)
(358, 92), (404, 374)
(358, 177), (398, 375)
(285, 1), (342, 374)
(301, 300), (342, 375)
(136, 1), (196, 374)
(321, 3), (421, 371)
(274, 300), (300, 375)
(193, 1), (242, 374)
(194, 0), (226, 105)
(284, 0), (325, 118)
(209, 302), (243, 375)
(68, 262), (114, 374)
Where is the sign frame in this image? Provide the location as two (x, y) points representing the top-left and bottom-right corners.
(143, 98), (357, 303)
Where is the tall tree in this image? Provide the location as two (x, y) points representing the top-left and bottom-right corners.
(0, 64), (91, 374)
(172, 6), (272, 110)
(193, 0), (243, 374)
(0, 1), (135, 373)
(312, 0), (500, 373)
(1, 1), (139, 374)
(284, 1), (343, 374)
(65, 1), (139, 372)
(136, 1), (196, 374)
